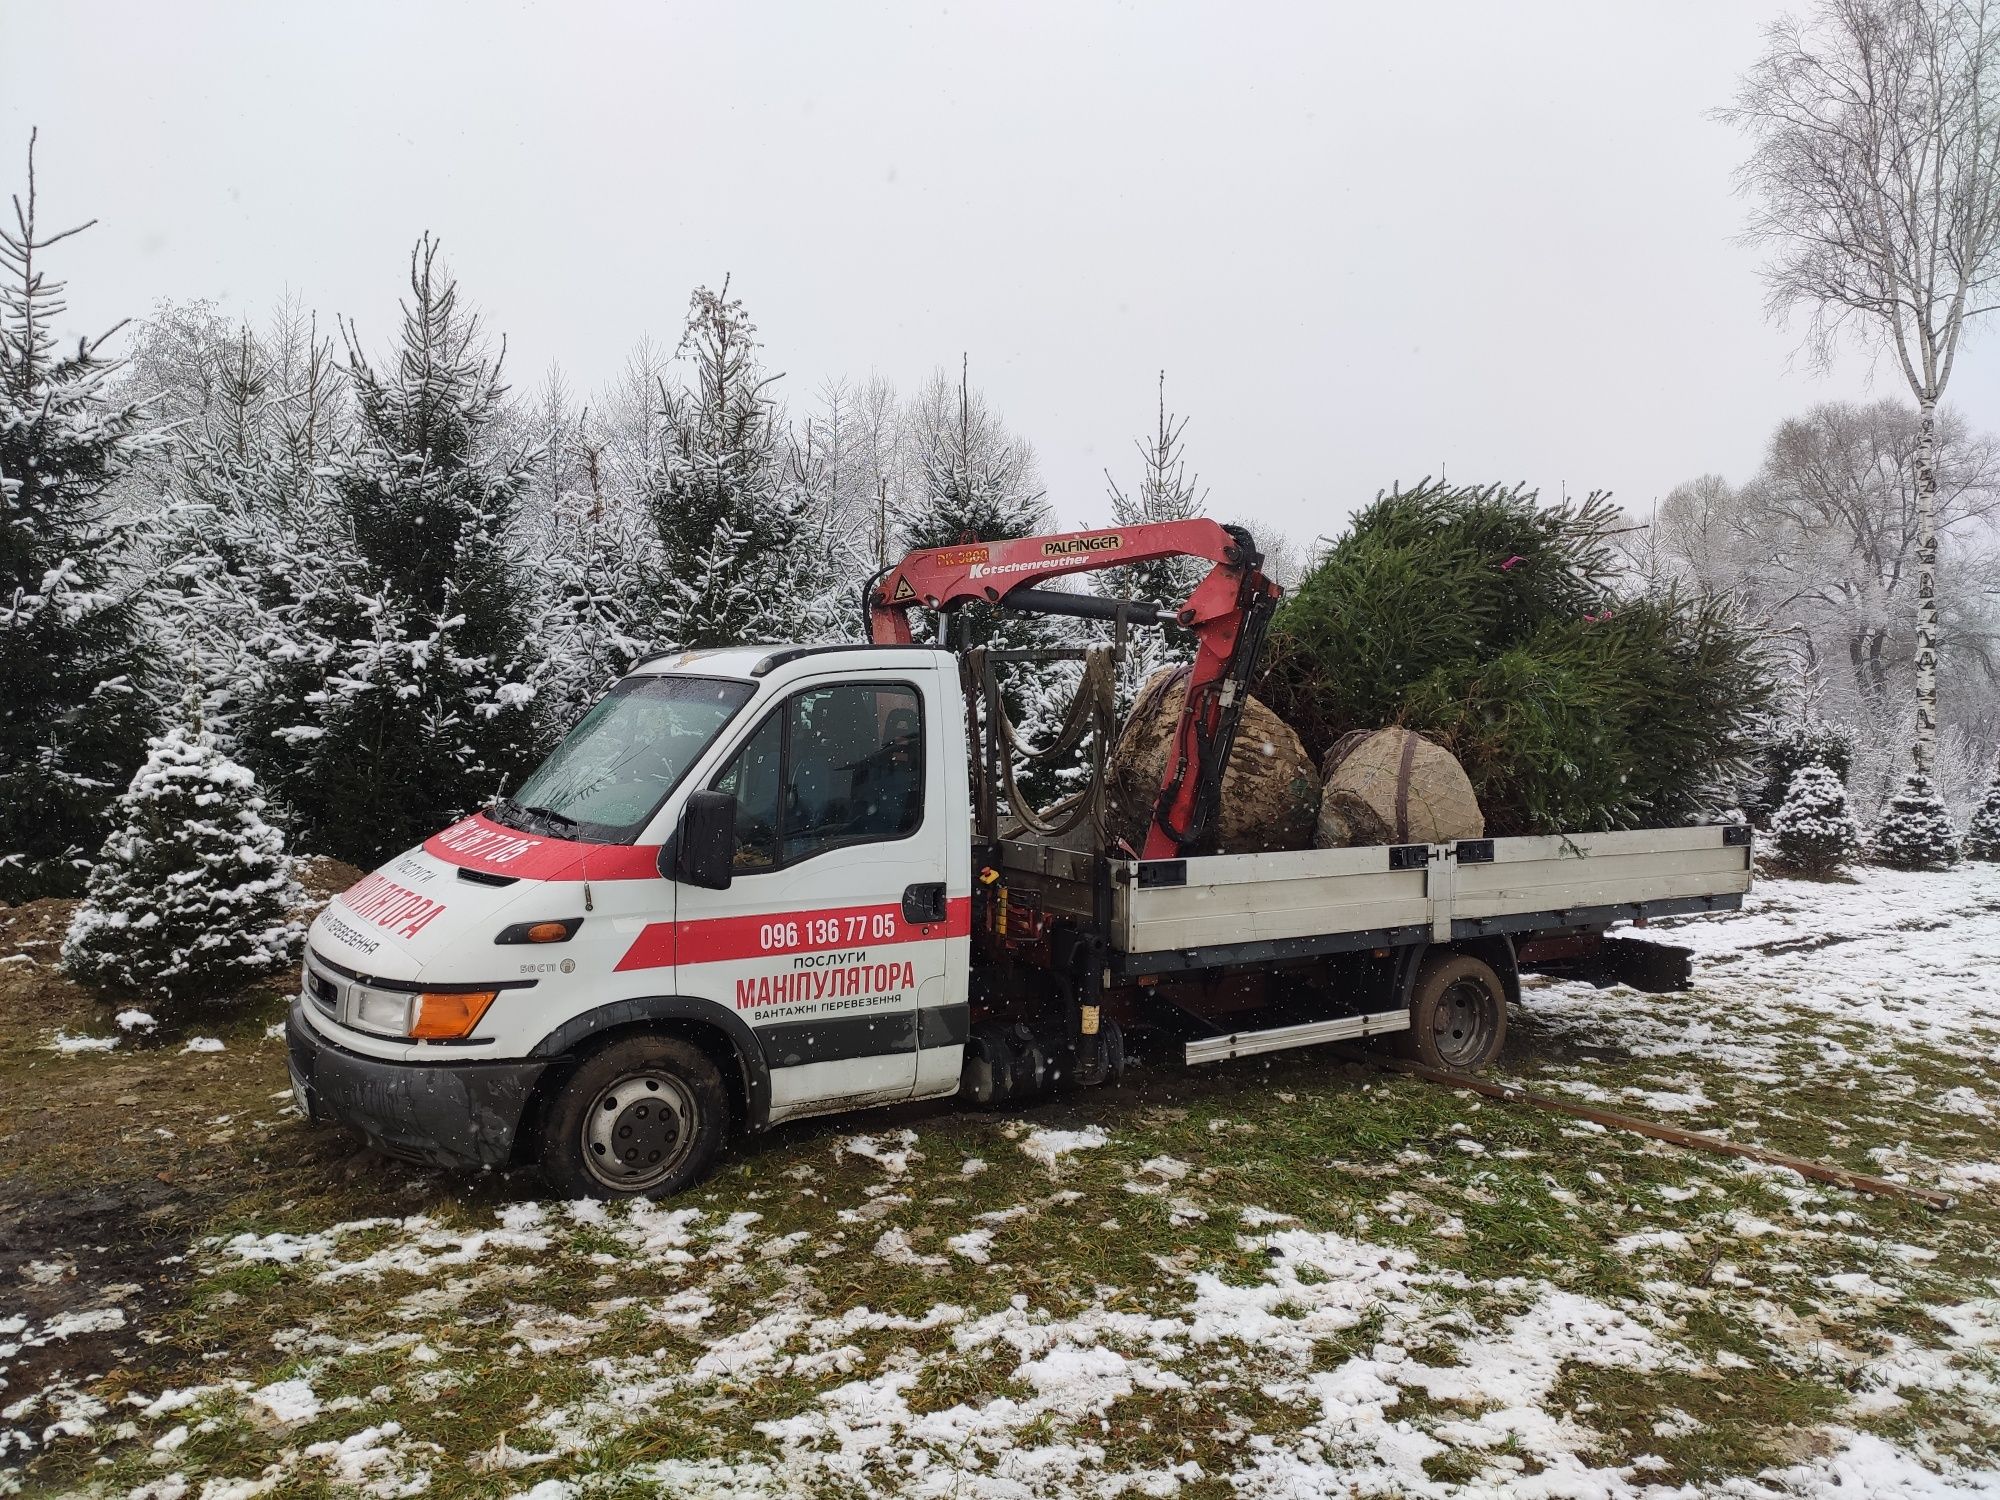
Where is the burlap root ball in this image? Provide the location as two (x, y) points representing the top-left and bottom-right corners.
(1107, 666), (1321, 855)
(1315, 726), (1484, 848)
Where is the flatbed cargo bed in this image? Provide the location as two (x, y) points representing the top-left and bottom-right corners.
(997, 825), (1754, 977)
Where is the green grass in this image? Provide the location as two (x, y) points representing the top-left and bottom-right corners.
(7, 889), (2000, 1497)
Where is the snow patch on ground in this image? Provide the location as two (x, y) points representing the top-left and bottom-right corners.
(839, 1129), (921, 1176)
(1017, 1124), (1109, 1169)
(47, 1030), (118, 1053)
(1530, 866), (2000, 1076)
(946, 1228), (996, 1264)
(247, 1377), (321, 1426)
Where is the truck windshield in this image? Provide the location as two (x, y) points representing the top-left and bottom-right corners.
(501, 675), (755, 843)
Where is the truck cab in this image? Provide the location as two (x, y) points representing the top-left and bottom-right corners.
(288, 643), (975, 1197)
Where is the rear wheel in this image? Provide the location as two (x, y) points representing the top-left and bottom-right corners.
(1401, 953), (1508, 1072)
(959, 1020), (1018, 1107)
(539, 1035), (727, 1199)
(1071, 1016), (1126, 1089)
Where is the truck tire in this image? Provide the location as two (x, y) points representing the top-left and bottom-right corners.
(960, 1020), (1017, 1108)
(538, 1035), (727, 1199)
(1402, 953), (1508, 1072)
(1071, 1016), (1126, 1089)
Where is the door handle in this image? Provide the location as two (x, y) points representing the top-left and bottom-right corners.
(902, 882), (948, 924)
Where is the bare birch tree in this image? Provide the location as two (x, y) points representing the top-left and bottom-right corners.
(1722, 0), (2000, 773)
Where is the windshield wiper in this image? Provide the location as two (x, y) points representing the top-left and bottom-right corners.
(520, 804), (580, 836)
(490, 796), (581, 838)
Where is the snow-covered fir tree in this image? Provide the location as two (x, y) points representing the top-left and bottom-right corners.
(645, 283), (824, 651)
(281, 238), (545, 866)
(1962, 772), (2000, 861)
(1748, 718), (1854, 829)
(534, 396), (658, 730)
(1869, 768), (1960, 870)
(62, 717), (302, 1007)
(897, 361), (1055, 680)
(0, 134), (158, 898)
(1767, 762), (1860, 876)
(898, 362), (1049, 561)
(781, 400), (875, 642)
(142, 321), (350, 756)
(1098, 371), (1210, 711)
(898, 361), (1082, 797)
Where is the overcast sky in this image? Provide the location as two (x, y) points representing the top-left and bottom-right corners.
(6, 1), (1996, 549)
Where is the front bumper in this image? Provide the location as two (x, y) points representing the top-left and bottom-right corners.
(285, 998), (549, 1170)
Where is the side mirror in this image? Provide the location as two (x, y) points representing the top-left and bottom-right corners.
(669, 790), (737, 890)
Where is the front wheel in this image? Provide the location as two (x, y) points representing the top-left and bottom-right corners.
(539, 1035), (727, 1199)
(1401, 953), (1508, 1072)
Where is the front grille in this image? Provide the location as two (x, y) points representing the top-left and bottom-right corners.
(306, 969), (339, 1016)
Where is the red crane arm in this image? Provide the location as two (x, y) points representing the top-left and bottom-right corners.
(869, 518), (1253, 638)
(868, 519), (1279, 860)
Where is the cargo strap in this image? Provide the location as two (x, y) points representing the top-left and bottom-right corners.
(1394, 728), (1419, 843)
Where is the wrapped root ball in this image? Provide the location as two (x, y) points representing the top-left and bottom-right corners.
(1316, 727), (1484, 848)
(1107, 666), (1320, 855)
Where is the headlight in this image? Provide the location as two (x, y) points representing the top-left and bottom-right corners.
(352, 987), (414, 1036)
(343, 979), (499, 1041)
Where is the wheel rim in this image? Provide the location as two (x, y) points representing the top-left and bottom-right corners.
(1431, 978), (1499, 1068)
(581, 1070), (699, 1192)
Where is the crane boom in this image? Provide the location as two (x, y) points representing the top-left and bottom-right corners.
(867, 520), (1279, 859)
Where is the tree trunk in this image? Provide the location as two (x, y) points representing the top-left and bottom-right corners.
(1914, 396), (1940, 774)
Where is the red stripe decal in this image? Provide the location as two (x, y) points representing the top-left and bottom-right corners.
(614, 895), (972, 974)
(422, 813), (660, 882)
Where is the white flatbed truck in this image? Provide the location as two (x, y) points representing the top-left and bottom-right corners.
(286, 520), (1753, 1197)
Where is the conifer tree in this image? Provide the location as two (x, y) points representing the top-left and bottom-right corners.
(1870, 768), (1960, 870)
(1260, 480), (1772, 835)
(646, 283), (817, 651)
(537, 407), (656, 728)
(62, 717), (302, 1007)
(1963, 773), (2000, 862)
(899, 360), (1078, 796)
(780, 405), (875, 644)
(1768, 762), (1860, 877)
(1099, 371), (1209, 708)
(145, 320), (350, 755)
(287, 237), (544, 865)
(898, 359), (1053, 646)
(0, 133), (157, 898)
(1748, 720), (1855, 830)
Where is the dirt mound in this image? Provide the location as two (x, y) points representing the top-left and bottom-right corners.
(1107, 666), (1320, 854)
(295, 856), (365, 903)
(1316, 727), (1484, 848)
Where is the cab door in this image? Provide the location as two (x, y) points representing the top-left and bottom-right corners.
(670, 671), (958, 1121)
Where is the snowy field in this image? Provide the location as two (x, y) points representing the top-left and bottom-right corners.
(2, 864), (1998, 1498)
